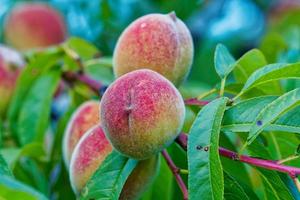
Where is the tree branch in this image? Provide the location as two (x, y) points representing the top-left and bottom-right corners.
(161, 150), (188, 200)
(62, 71), (103, 95)
(176, 133), (300, 176)
(184, 98), (209, 106)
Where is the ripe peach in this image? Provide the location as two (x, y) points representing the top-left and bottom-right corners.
(4, 3), (67, 51)
(100, 69), (185, 160)
(69, 125), (159, 199)
(113, 12), (194, 86)
(62, 100), (100, 167)
(0, 45), (25, 118)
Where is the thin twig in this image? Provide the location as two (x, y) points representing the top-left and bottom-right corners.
(161, 150), (188, 200)
(176, 133), (300, 176)
(277, 154), (300, 164)
(184, 98), (209, 106)
(62, 71), (103, 95)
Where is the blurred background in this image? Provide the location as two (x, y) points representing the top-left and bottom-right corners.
(2, 0), (299, 87)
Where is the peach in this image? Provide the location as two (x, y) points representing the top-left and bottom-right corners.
(69, 125), (159, 199)
(62, 100), (100, 167)
(4, 3), (67, 51)
(113, 12), (194, 86)
(100, 69), (185, 160)
(0, 45), (25, 118)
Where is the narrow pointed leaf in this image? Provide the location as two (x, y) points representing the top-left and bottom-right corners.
(0, 175), (48, 200)
(17, 70), (61, 145)
(223, 95), (300, 135)
(223, 172), (250, 200)
(239, 62), (300, 96)
(248, 88), (300, 144)
(188, 97), (228, 200)
(233, 49), (267, 83)
(214, 44), (236, 78)
(80, 151), (138, 200)
(0, 155), (12, 176)
(8, 52), (61, 137)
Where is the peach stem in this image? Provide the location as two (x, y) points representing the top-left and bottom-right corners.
(62, 71), (103, 94)
(161, 150), (188, 200)
(184, 98), (209, 106)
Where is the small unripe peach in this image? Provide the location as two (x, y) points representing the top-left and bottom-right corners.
(0, 45), (25, 118)
(4, 3), (67, 51)
(100, 69), (185, 160)
(62, 100), (100, 167)
(70, 125), (159, 199)
(113, 12), (194, 86)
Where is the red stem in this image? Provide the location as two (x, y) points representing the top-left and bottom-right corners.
(161, 150), (188, 200)
(62, 71), (103, 95)
(176, 133), (300, 176)
(184, 98), (209, 106)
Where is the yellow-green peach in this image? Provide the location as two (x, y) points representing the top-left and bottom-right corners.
(69, 125), (159, 199)
(62, 100), (100, 167)
(0, 45), (25, 118)
(4, 3), (67, 51)
(113, 12), (194, 86)
(100, 69), (185, 160)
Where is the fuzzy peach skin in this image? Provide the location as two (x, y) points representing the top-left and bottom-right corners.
(0, 45), (25, 118)
(4, 3), (67, 51)
(113, 12), (194, 86)
(100, 69), (185, 160)
(62, 100), (100, 167)
(70, 125), (159, 199)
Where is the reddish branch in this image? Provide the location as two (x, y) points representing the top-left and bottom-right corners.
(184, 98), (209, 106)
(62, 71), (103, 95)
(161, 150), (188, 200)
(176, 133), (300, 177)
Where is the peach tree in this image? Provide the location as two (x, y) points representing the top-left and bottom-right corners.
(0, 15), (300, 200)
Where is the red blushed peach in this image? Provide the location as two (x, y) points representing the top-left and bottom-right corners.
(62, 100), (100, 167)
(113, 12), (194, 86)
(4, 3), (67, 51)
(100, 69), (185, 160)
(0, 45), (25, 118)
(69, 125), (159, 199)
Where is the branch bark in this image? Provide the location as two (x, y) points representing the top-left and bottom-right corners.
(62, 71), (103, 95)
(176, 133), (300, 176)
(161, 150), (188, 200)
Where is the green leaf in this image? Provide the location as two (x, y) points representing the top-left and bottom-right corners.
(141, 155), (173, 200)
(8, 52), (61, 138)
(239, 135), (295, 200)
(17, 70), (61, 145)
(233, 49), (267, 83)
(0, 154), (12, 176)
(248, 88), (300, 144)
(64, 37), (100, 60)
(214, 44), (236, 79)
(237, 62), (300, 97)
(223, 95), (300, 134)
(232, 49), (282, 95)
(80, 151), (138, 200)
(223, 171), (250, 200)
(223, 96), (277, 132)
(188, 97), (228, 200)
(0, 175), (48, 200)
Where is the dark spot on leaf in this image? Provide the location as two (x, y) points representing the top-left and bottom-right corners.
(196, 145), (202, 150)
(231, 154), (239, 160)
(256, 120), (263, 126)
